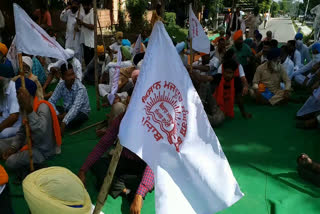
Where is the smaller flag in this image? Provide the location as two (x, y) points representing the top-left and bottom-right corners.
(189, 4), (210, 54)
(6, 36), (19, 74)
(107, 49), (122, 104)
(133, 34), (142, 56)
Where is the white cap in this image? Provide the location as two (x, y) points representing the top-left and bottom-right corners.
(22, 56), (33, 70)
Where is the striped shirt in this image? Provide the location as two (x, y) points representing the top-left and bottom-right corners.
(49, 79), (90, 125)
(80, 114), (154, 197)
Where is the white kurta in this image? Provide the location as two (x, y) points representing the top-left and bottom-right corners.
(60, 8), (84, 60)
(48, 57), (83, 81)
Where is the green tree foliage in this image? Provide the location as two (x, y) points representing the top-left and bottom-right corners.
(126, 0), (148, 29)
(279, 0), (289, 13)
(271, 1), (280, 17)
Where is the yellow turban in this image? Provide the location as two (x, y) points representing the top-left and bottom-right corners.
(233, 30), (243, 41)
(97, 45), (104, 56)
(0, 43), (8, 56)
(116, 31), (123, 40)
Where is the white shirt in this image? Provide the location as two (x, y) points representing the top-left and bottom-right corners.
(80, 8), (94, 48)
(281, 57), (294, 78)
(109, 42), (122, 58)
(48, 58), (83, 81)
(0, 81), (21, 128)
(60, 8), (84, 52)
(292, 49), (302, 69)
(217, 64), (245, 77)
(296, 40), (311, 64)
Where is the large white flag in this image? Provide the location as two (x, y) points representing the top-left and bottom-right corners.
(118, 21), (243, 214)
(189, 4), (210, 54)
(107, 49), (122, 105)
(13, 3), (70, 61)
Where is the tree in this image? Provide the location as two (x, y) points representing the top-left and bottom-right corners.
(279, 0), (288, 14)
(126, 0), (148, 29)
(271, 1), (280, 17)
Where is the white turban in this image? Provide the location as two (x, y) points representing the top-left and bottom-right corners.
(22, 56), (33, 70)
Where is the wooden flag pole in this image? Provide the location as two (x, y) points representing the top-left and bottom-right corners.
(18, 53), (34, 172)
(97, 13), (106, 56)
(69, 120), (105, 136)
(93, 0), (101, 111)
(93, 140), (123, 214)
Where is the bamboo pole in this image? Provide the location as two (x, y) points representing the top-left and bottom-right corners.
(69, 120), (105, 136)
(97, 13), (107, 55)
(94, 0), (101, 111)
(93, 140), (123, 214)
(18, 53), (34, 172)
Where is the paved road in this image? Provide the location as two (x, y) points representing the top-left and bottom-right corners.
(258, 17), (296, 43)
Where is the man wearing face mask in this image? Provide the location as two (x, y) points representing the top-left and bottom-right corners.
(60, 0), (84, 61)
(295, 33), (311, 65)
(110, 32), (124, 59)
(292, 43), (320, 87)
(252, 48), (291, 105)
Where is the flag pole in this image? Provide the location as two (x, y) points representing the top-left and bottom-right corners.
(93, 0), (101, 111)
(93, 140), (123, 214)
(18, 53), (34, 172)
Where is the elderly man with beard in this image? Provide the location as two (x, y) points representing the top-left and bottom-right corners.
(0, 71), (20, 139)
(252, 48), (291, 105)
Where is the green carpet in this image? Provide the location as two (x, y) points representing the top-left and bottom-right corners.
(4, 85), (320, 214)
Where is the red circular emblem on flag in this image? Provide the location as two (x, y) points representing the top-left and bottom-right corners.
(141, 81), (188, 152)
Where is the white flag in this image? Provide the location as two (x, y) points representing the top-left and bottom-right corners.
(133, 34), (142, 56)
(13, 3), (71, 61)
(6, 36), (19, 74)
(118, 21), (243, 214)
(107, 49), (122, 105)
(189, 4), (210, 54)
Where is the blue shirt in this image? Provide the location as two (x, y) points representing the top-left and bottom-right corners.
(32, 57), (46, 85)
(49, 79), (90, 125)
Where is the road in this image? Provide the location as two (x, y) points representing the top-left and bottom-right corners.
(258, 17), (296, 43)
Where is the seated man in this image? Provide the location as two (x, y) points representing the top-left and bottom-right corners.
(256, 41), (271, 64)
(0, 78), (61, 170)
(287, 40), (302, 70)
(262, 31), (272, 42)
(43, 49), (82, 95)
(0, 71), (20, 139)
(49, 63), (90, 135)
(296, 86), (320, 129)
(78, 71), (153, 214)
(291, 43), (320, 87)
(109, 31), (123, 58)
(252, 48), (291, 105)
(295, 33), (311, 65)
(280, 45), (295, 78)
(213, 59), (251, 119)
(12, 56), (44, 100)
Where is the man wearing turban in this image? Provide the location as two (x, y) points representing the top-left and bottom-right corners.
(252, 48), (291, 105)
(0, 71), (20, 139)
(0, 77), (61, 171)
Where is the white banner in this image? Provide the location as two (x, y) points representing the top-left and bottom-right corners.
(107, 49), (122, 105)
(118, 21), (243, 214)
(13, 3), (71, 61)
(189, 4), (210, 54)
(6, 36), (19, 74)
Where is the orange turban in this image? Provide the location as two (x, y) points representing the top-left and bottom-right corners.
(0, 42), (8, 56)
(0, 165), (8, 185)
(233, 30), (243, 41)
(97, 45), (104, 56)
(200, 52), (207, 56)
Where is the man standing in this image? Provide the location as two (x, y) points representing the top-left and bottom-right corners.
(60, 0), (84, 60)
(49, 63), (90, 135)
(231, 30), (254, 83)
(78, 0), (94, 66)
(245, 7), (262, 38)
(229, 7), (245, 34)
(0, 78), (61, 170)
(252, 48), (291, 105)
(0, 71), (20, 139)
(264, 12), (269, 29)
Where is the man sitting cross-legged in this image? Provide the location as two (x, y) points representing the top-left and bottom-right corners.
(49, 63), (90, 135)
(0, 78), (61, 171)
(252, 48), (291, 106)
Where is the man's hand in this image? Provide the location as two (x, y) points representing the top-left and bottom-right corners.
(76, 18), (83, 25)
(242, 86), (249, 96)
(283, 90), (290, 99)
(78, 170), (86, 185)
(58, 112), (66, 121)
(60, 122), (66, 136)
(2, 148), (16, 160)
(130, 194), (143, 214)
(17, 88), (33, 114)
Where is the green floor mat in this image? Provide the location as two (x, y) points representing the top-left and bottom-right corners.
(3, 85), (320, 214)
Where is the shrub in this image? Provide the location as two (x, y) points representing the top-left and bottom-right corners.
(164, 12), (176, 26)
